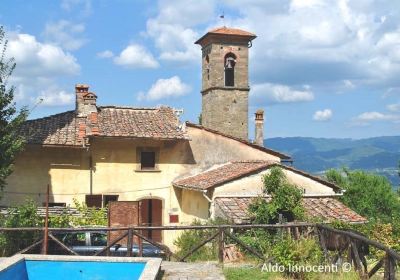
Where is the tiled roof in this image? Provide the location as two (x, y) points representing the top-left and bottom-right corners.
(195, 26), (257, 44)
(208, 27), (256, 37)
(20, 111), (85, 146)
(20, 106), (188, 147)
(97, 106), (186, 139)
(186, 122), (291, 160)
(173, 161), (275, 190)
(173, 161), (341, 192)
(215, 196), (367, 224)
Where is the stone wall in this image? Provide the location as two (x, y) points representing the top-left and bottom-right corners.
(201, 41), (250, 140)
(201, 89), (248, 140)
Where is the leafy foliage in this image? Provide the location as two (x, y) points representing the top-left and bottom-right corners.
(48, 198), (107, 227)
(0, 199), (107, 256)
(248, 167), (304, 224)
(237, 229), (273, 256)
(173, 219), (227, 261)
(325, 168), (400, 222)
(0, 26), (28, 193)
(0, 200), (41, 256)
(271, 234), (323, 269)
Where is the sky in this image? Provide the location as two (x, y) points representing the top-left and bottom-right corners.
(1, 0), (400, 139)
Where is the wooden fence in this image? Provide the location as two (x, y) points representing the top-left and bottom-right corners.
(1, 223), (398, 280)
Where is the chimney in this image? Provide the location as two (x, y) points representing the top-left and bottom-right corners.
(254, 109), (264, 147)
(75, 84), (97, 117)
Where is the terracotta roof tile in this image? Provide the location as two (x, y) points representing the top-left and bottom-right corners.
(195, 26), (257, 45)
(173, 161), (341, 192)
(215, 196), (367, 224)
(173, 161), (275, 190)
(208, 27), (256, 37)
(20, 106), (188, 147)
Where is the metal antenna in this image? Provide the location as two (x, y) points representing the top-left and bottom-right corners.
(220, 11), (225, 27)
(29, 97), (44, 115)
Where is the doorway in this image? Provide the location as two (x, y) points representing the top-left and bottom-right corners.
(140, 199), (162, 243)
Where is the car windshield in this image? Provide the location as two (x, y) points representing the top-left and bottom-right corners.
(63, 232), (86, 246)
(91, 232), (107, 246)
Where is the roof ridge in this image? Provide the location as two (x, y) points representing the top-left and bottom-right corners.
(99, 106), (159, 110)
(25, 110), (75, 122)
(231, 160), (275, 163)
(209, 26), (256, 36)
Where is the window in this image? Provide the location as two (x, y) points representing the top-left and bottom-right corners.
(205, 55), (210, 80)
(136, 147), (159, 171)
(103, 195), (118, 207)
(63, 233), (87, 246)
(224, 53), (236, 87)
(141, 151), (156, 170)
(85, 195), (102, 208)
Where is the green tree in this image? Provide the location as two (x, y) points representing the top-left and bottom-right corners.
(248, 167), (304, 224)
(0, 26), (28, 192)
(326, 168), (400, 222)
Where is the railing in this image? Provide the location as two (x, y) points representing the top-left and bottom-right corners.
(1, 223), (398, 279)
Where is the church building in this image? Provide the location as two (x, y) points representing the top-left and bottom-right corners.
(4, 27), (366, 248)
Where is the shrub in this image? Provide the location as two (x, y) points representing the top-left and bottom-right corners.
(173, 219), (225, 262)
(0, 200), (42, 256)
(236, 229), (273, 256)
(248, 167), (305, 224)
(69, 198), (107, 227)
(271, 234), (323, 279)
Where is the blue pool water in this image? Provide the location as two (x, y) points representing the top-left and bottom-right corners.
(0, 260), (146, 280)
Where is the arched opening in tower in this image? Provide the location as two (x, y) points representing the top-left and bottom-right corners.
(224, 53), (236, 87)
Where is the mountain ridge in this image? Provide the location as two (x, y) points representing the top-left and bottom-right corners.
(265, 136), (400, 187)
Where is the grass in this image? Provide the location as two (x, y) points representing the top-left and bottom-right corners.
(223, 267), (284, 280)
(223, 266), (361, 280)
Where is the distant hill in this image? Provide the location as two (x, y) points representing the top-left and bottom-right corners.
(265, 136), (400, 188)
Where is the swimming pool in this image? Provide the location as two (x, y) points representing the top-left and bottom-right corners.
(0, 254), (161, 280)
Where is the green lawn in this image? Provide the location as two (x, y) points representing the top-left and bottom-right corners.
(223, 267), (361, 280)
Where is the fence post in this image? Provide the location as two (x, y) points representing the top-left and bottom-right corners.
(218, 228), (224, 264)
(138, 229), (143, 257)
(384, 252), (396, 280)
(127, 229), (133, 257)
(41, 184), (50, 255)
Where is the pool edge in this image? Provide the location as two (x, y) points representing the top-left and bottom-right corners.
(0, 254), (161, 280)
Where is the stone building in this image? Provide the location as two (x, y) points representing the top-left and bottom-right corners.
(4, 27), (366, 248)
(196, 27), (256, 140)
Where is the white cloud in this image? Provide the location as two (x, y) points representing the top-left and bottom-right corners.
(7, 32), (80, 78)
(146, 20), (200, 63)
(251, 83), (314, 105)
(387, 103), (400, 112)
(114, 44), (159, 68)
(61, 0), (92, 15)
(43, 20), (88, 51)
(138, 76), (191, 101)
(144, 0), (216, 63)
(343, 79), (355, 89)
(223, 0), (400, 89)
(5, 31), (80, 106)
(35, 88), (75, 106)
(97, 50), (114, 58)
(352, 111), (400, 125)
(313, 109), (333, 121)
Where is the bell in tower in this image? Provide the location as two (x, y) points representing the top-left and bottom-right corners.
(195, 27), (256, 140)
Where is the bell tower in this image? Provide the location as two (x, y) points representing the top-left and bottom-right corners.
(195, 27), (256, 140)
